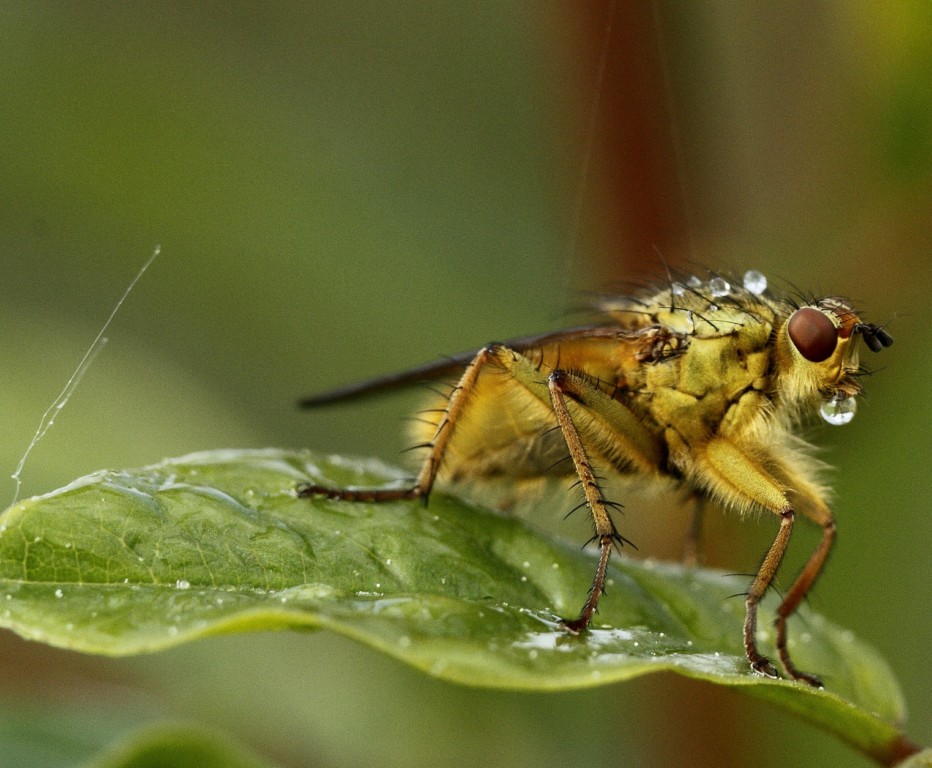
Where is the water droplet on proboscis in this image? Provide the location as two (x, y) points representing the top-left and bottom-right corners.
(820, 395), (857, 425)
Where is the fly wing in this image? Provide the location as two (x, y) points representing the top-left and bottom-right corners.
(298, 325), (627, 408)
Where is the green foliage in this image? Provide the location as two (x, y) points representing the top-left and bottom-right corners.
(84, 724), (281, 768)
(0, 450), (919, 765)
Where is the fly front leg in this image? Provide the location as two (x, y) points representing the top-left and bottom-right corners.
(770, 467), (837, 687)
(698, 438), (827, 686)
(743, 506), (794, 679)
(774, 514), (835, 687)
(297, 345), (499, 502)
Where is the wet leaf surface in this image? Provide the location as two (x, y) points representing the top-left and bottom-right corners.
(0, 449), (915, 764)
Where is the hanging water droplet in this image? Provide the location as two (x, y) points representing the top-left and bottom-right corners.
(709, 277), (731, 297)
(671, 282), (685, 296)
(175, 579), (191, 590)
(686, 275), (702, 288)
(743, 270), (767, 295)
(820, 395), (857, 425)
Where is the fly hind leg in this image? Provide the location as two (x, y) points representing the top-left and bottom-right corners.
(297, 345), (500, 503)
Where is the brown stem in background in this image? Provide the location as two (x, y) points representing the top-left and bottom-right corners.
(552, 3), (748, 766)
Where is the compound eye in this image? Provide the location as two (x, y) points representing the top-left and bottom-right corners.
(788, 307), (838, 362)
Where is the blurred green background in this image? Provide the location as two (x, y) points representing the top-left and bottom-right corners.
(0, 3), (928, 767)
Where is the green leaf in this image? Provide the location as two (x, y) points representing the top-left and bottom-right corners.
(0, 449), (919, 765)
(84, 723), (282, 768)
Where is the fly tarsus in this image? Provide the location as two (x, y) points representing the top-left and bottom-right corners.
(748, 655), (780, 680)
(296, 483), (423, 503)
(559, 532), (617, 633)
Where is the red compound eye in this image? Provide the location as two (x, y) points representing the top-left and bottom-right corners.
(788, 307), (838, 362)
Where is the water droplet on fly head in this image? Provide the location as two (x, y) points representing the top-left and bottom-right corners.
(743, 270), (768, 295)
(708, 277), (731, 297)
(820, 395), (857, 425)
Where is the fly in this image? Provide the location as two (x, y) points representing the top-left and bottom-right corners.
(297, 269), (892, 687)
